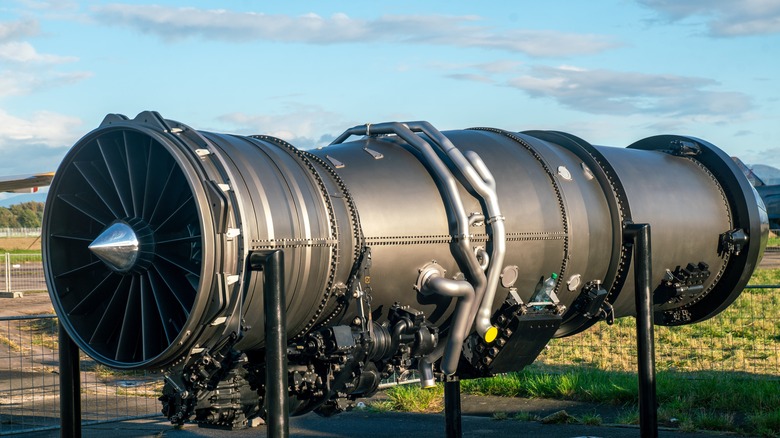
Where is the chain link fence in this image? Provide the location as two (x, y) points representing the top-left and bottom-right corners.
(0, 315), (160, 435)
(1, 254), (45, 295)
(0, 229), (41, 238)
(536, 284), (780, 378)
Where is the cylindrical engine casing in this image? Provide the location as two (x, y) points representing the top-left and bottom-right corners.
(42, 112), (767, 371)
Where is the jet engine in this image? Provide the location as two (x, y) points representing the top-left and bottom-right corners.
(42, 111), (767, 427)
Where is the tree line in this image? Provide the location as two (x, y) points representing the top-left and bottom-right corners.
(0, 202), (44, 228)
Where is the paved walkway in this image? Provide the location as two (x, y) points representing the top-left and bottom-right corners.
(16, 411), (734, 438)
(11, 393), (750, 438)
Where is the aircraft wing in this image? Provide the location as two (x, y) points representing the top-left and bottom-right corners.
(0, 172), (55, 193)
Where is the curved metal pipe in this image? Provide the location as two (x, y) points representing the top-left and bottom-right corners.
(474, 247), (489, 271)
(332, 122), (485, 374)
(468, 213), (485, 226)
(384, 319), (410, 361)
(419, 274), (475, 375)
(417, 356), (436, 388)
(408, 122), (506, 343)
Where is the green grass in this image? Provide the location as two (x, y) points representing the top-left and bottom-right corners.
(512, 411), (538, 421)
(115, 381), (164, 398)
(492, 411), (509, 421)
(371, 384), (444, 413)
(749, 409), (780, 437)
(379, 370), (780, 435)
(579, 413), (602, 425)
(0, 249), (41, 254)
(459, 368), (780, 410)
(767, 235), (780, 247)
(614, 409), (639, 426)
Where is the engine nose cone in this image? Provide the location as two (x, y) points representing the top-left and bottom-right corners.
(89, 221), (139, 272)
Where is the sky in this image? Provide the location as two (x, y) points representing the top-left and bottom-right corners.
(1, 0), (780, 204)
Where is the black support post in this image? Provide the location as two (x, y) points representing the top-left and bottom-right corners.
(625, 223), (657, 438)
(444, 375), (462, 438)
(58, 324), (81, 438)
(250, 250), (289, 438)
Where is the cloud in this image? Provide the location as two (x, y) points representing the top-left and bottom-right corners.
(91, 4), (619, 57)
(0, 109), (80, 174)
(217, 104), (350, 149)
(10, 0), (79, 11)
(430, 59), (523, 83)
(738, 147), (780, 170)
(638, 0), (780, 36)
(0, 18), (86, 174)
(0, 18), (77, 65)
(504, 65), (753, 117)
(474, 60), (523, 74)
(0, 19), (90, 97)
(0, 69), (91, 97)
(0, 143), (68, 175)
(444, 73), (494, 84)
(434, 60), (523, 74)
(0, 19), (38, 42)
(0, 108), (82, 146)
(0, 41), (78, 64)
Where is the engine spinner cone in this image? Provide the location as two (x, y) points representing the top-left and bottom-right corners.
(89, 221), (139, 272)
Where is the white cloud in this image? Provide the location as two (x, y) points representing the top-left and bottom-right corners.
(91, 4), (620, 57)
(444, 73), (494, 84)
(473, 60), (523, 74)
(11, 0), (78, 11)
(504, 65), (753, 117)
(0, 109), (80, 174)
(0, 18), (90, 97)
(217, 104), (350, 149)
(430, 60), (524, 78)
(0, 69), (91, 97)
(736, 147), (780, 170)
(0, 18), (84, 174)
(0, 41), (78, 64)
(0, 19), (38, 42)
(638, 0), (780, 36)
(0, 108), (82, 146)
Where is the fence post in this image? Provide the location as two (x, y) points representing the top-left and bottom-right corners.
(4, 253), (9, 293)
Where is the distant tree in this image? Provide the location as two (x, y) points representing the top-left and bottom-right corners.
(0, 208), (17, 228)
(2, 201), (44, 228)
(15, 209), (39, 227)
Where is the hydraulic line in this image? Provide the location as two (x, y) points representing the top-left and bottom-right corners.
(332, 122), (484, 375)
(404, 122), (507, 343)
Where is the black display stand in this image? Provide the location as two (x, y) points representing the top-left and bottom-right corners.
(249, 250), (289, 438)
(58, 324), (81, 438)
(444, 375), (462, 438)
(625, 223), (658, 437)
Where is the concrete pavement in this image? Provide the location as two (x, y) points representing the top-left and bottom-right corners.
(15, 410), (735, 438)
